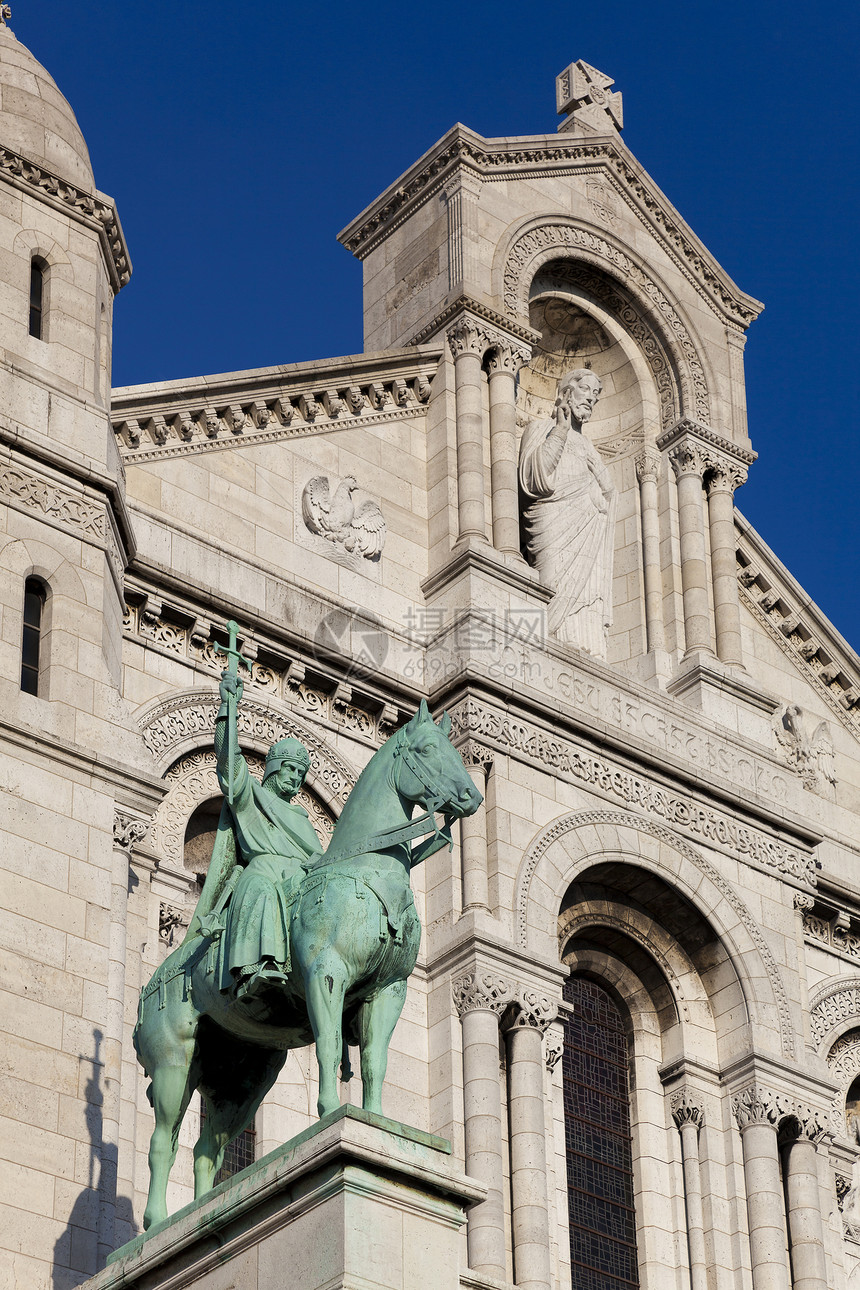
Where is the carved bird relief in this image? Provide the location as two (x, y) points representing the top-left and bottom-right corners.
(301, 474), (386, 561)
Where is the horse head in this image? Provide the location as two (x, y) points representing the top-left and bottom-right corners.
(392, 699), (482, 821)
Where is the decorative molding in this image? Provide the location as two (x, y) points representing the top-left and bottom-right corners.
(657, 418), (756, 473)
(737, 543), (860, 734)
(450, 697), (816, 886)
(504, 223), (711, 421)
(410, 294), (539, 349)
(123, 600), (400, 748)
(513, 804), (795, 1059)
(0, 143), (130, 291)
(810, 981), (860, 1050)
(338, 131), (761, 328)
(560, 908), (692, 1024)
(803, 909), (860, 962)
(452, 971), (516, 1017)
(455, 739), (495, 773)
(112, 363), (436, 464)
(670, 1089), (705, 1132)
(529, 257), (682, 427)
(113, 810), (150, 852)
(0, 458), (124, 586)
(136, 693), (359, 808)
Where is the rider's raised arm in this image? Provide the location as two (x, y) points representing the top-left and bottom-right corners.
(215, 672), (250, 803)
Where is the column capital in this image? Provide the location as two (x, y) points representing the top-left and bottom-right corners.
(456, 739), (495, 773)
(447, 316), (494, 359)
(486, 339), (532, 376)
(504, 986), (559, 1034)
(634, 446), (662, 484)
(732, 1084), (780, 1130)
(670, 1088), (706, 1133)
(657, 418), (756, 481)
(442, 167), (483, 204)
(667, 438), (709, 480)
(113, 809), (149, 852)
(705, 455), (748, 496)
(452, 970), (516, 1018)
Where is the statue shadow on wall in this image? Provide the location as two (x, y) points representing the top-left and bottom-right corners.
(52, 1027), (138, 1288)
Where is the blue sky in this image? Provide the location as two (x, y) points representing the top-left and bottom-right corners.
(15, 0), (860, 647)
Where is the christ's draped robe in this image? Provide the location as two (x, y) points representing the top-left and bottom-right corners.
(519, 418), (617, 656)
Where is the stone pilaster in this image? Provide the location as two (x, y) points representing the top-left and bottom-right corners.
(705, 455), (748, 666)
(732, 1086), (791, 1290)
(447, 318), (491, 543)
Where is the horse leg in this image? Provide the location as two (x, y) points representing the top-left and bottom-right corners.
(305, 956), (348, 1118)
(194, 1042), (287, 1197)
(356, 979), (407, 1116)
(143, 1057), (198, 1230)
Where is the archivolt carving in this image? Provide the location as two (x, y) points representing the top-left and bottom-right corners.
(136, 689), (359, 810)
(516, 808), (795, 1060)
(810, 979), (860, 1050)
(502, 219), (710, 422)
(149, 748), (336, 869)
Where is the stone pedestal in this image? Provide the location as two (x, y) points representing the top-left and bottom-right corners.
(84, 1107), (485, 1290)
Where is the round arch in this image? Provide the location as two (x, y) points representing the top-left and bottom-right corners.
(515, 808), (795, 1061)
(496, 215), (713, 424)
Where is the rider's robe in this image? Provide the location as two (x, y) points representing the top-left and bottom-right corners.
(217, 753), (321, 984)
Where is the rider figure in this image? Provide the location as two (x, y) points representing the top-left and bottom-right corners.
(215, 671), (320, 1002)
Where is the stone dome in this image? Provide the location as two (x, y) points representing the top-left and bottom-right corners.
(0, 24), (94, 190)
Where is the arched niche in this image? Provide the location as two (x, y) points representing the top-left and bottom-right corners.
(516, 809), (795, 1062)
(498, 216), (712, 426)
(521, 260), (668, 448)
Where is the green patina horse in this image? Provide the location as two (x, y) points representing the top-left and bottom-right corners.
(133, 700), (481, 1229)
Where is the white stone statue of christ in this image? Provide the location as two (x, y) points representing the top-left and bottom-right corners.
(518, 369), (617, 656)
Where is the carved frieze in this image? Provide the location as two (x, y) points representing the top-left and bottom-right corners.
(112, 368), (433, 463)
(773, 703), (837, 795)
(124, 601), (394, 747)
(803, 909), (860, 961)
(450, 697), (816, 885)
(811, 982), (860, 1049)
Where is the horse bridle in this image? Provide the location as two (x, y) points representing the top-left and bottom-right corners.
(308, 728), (455, 870)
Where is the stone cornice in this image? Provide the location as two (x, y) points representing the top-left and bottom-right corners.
(736, 510), (860, 738)
(0, 144), (131, 292)
(337, 124), (762, 327)
(111, 347), (442, 464)
(409, 295), (540, 349)
(656, 418), (757, 468)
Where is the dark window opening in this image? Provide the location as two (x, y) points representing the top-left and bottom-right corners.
(198, 1101), (256, 1185)
(29, 259), (45, 339)
(563, 974), (640, 1290)
(20, 577), (46, 695)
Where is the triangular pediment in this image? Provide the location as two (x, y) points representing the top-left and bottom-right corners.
(338, 123), (762, 328)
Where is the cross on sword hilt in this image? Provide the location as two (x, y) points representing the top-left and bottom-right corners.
(214, 620), (250, 806)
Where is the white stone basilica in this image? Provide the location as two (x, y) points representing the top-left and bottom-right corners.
(3, 19), (860, 1290)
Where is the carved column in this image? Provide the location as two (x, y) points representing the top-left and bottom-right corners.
(504, 990), (559, 1290)
(668, 438), (714, 657)
(448, 319), (489, 543)
(732, 1086), (791, 1290)
(705, 457), (747, 666)
(457, 742), (493, 912)
(635, 448), (665, 653)
(670, 1090), (708, 1290)
(782, 1116), (828, 1290)
(486, 340), (530, 555)
(453, 971), (515, 1280)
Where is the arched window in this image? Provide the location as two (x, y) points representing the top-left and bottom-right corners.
(20, 577), (46, 695)
(562, 974), (639, 1290)
(29, 257), (46, 339)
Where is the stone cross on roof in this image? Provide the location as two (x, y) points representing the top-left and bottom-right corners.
(556, 60), (623, 136)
